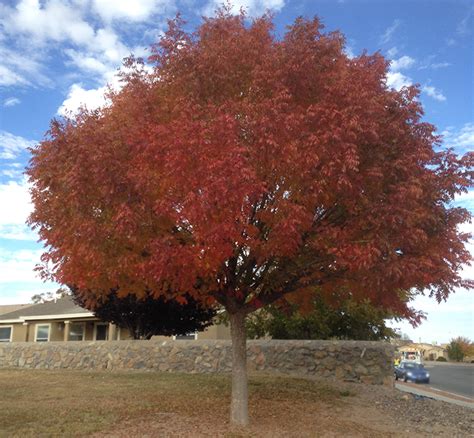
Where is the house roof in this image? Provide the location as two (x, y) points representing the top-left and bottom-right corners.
(398, 343), (446, 352)
(0, 296), (94, 322)
(0, 303), (34, 316)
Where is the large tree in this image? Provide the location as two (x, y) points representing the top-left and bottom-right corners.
(27, 10), (473, 426)
(71, 288), (216, 340)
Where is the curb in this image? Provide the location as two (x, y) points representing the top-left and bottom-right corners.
(395, 382), (474, 409)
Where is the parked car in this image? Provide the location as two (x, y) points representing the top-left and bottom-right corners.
(394, 362), (430, 383)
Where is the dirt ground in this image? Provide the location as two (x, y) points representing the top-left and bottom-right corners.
(0, 369), (471, 437)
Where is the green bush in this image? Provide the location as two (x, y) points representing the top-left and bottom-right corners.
(435, 356), (447, 362)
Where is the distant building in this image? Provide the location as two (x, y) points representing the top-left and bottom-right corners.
(0, 296), (230, 343)
(397, 343), (447, 361)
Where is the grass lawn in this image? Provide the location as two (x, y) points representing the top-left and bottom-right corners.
(0, 369), (394, 437)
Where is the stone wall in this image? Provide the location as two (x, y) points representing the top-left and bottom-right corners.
(0, 339), (394, 385)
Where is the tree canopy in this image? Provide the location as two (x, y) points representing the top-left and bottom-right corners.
(27, 10), (473, 425)
(447, 339), (465, 362)
(71, 288), (216, 340)
(30, 287), (69, 304)
(245, 296), (400, 341)
(446, 336), (474, 362)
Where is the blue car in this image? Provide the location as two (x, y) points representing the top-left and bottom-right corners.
(394, 362), (430, 383)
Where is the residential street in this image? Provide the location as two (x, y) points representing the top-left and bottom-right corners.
(423, 362), (474, 399)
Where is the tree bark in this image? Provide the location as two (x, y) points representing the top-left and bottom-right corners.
(229, 311), (249, 426)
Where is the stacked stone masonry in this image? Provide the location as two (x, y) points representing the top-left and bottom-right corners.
(0, 340), (394, 385)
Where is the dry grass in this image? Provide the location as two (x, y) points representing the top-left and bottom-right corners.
(0, 369), (400, 437)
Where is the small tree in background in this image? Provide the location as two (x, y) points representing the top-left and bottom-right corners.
(72, 288), (216, 340)
(246, 296), (399, 341)
(27, 9), (473, 426)
(31, 287), (70, 304)
(448, 336), (474, 360)
(447, 339), (465, 362)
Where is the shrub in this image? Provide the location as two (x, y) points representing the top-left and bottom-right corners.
(436, 356), (447, 362)
(447, 340), (465, 362)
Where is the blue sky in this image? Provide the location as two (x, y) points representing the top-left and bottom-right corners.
(0, 0), (472, 343)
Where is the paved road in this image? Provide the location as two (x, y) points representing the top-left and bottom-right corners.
(423, 362), (473, 399)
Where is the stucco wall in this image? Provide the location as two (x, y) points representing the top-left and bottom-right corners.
(11, 324), (27, 343)
(0, 340), (394, 385)
(199, 323), (231, 340)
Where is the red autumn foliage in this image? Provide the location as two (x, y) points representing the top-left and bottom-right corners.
(27, 13), (472, 322)
(27, 10), (473, 425)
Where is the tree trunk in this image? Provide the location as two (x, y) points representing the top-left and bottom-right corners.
(229, 311), (249, 426)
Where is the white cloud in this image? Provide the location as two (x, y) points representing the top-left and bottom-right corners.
(204, 0), (285, 17)
(91, 28), (130, 63)
(343, 45), (355, 59)
(57, 62), (151, 115)
(64, 49), (110, 75)
(387, 56), (446, 101)
(387, 47), (398, 58)
(2, 1), (148, 58)
(385, 55), (415, 91)
(0, 131), (35, 160)
(5, 0), (95, 47)
(91, 0), (173, 23)
(386, 71), (412, 90)
(454, 191), (474, 214)
(0, 249), (46, 284)
(0, 1), (132, 89)
(418, 61), (451, 71)
(390, 55), (415, 72)
(1, 162), (24, 180)
(0, 65), (30, 87)
(441, 123), (474, 155)
(0, 45), (51, 88)
(456, 7), (473, 36)
(380, 19), (401, 45)
(3, 97), (21, 107)
(0, 178), (36, 241)
(429, 62), (451, 70)
(57, 83), (111, 116)
(422, 85), (446, 102)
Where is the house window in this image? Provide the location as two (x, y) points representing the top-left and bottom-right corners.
(69, 322), (85, 341)
(94, 323), (108, 341)
(0, 326), (12, 342)
(35, 324), (50, 342)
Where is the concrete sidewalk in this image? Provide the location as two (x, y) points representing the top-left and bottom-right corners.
(395, 381), (474, 409)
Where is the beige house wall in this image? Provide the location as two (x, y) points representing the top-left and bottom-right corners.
(12, 324), (28, 342)
(199, 323), (231, 340)
(24, 319), (98, 342)
(51, 321), (63, 341)
(0, 323), (27, 342)
(423, 348), (447, 361)
(118, 327), (133, 340)
(84, 322), (94, 340)
(148, 323), (231, 341)
(2, 319), (231, 343)
(150, 334), (167, 341)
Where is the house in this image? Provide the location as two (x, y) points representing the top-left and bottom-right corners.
(0, 296), (230, 343)
(397, 343), (447, 361)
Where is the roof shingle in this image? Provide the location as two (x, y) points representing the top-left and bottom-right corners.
(0, 296), (90, 321)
